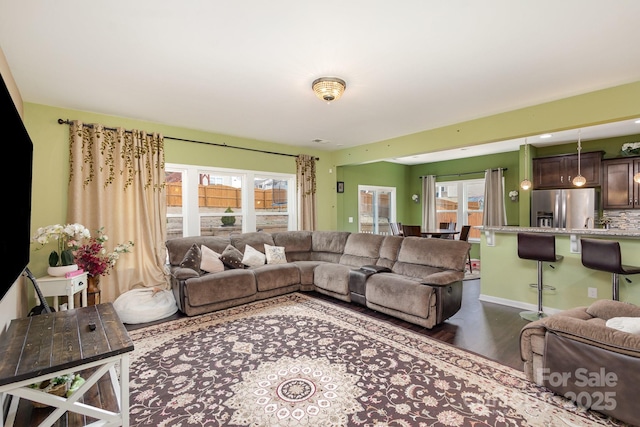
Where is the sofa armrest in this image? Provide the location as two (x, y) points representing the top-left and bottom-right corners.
(172, 267), (201, 280)
(543, 315), (640, 357)
(519, 319), (547, 361)
(360, 265), (391, 274)
(420, 270), (465, 286)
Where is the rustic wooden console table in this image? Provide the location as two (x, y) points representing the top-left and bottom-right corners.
(0, 303), (134, 426)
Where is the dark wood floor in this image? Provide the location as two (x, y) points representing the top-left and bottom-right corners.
(303, 278), (530, 371)
(15, 278), (529, 426)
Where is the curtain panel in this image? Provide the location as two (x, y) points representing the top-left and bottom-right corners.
(67, 121), (168, 303)
(482, 168), (507, 226)
(296, 155), (317, 231)
(421, 175), (438, 230)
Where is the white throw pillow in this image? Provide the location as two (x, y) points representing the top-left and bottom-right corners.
(242, 244), (266, 267)
(200, 245), (224, 273)
(265, 244), (287, 264)
(605, 317), (640, 334)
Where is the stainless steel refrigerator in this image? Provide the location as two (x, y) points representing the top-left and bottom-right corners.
(531, 188), (598, 229)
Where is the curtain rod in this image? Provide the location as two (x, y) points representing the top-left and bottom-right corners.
(57, 119), (319, 161)
(420, 167), (508, 179)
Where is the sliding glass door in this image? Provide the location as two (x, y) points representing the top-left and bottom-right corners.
(358, 185), (396, 234)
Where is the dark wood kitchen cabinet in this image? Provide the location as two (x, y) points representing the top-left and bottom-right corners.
(602, 157), (640, 209)
(533, 151), (603, 189)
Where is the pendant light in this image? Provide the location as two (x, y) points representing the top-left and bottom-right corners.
(572, 129), (587, 187)
(520, 139), (532, 190)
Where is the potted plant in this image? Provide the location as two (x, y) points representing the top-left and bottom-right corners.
(221, 207), (236, 226)
(32, 223), (90, 276)
(74, 227), (134, 302)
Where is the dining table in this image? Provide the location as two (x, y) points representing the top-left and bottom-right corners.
(421, 229), (460, 238)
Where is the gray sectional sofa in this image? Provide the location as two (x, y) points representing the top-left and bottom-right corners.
(166, 230), (471, 328)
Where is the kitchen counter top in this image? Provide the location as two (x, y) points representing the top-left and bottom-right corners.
(477, 225), (640, 238)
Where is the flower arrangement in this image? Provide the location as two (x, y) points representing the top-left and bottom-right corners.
(621, 142), (640, 156)
(74, 228), (134, 277)
(508, 190), (519, 201)
(32, 223), (90, 267)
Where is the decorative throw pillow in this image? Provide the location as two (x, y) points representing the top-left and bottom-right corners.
(605, 317), (640, 334)
(220, 244), (245, 269)
(265, 244), (287, 265)
(200, 245), (224, 273)
(179, 243), (201, 273)
(242, 244), (266, 268)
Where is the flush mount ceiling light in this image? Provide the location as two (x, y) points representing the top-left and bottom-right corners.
(572, 129), (587, 187)
(312, 77), (346, 103)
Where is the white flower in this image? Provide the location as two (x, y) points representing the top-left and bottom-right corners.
(622, 142), (640, 150)
(508, 190), (518, 198)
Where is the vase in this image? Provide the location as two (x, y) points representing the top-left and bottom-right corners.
(47, 264), (78, 277)
(87, 276), (101, 305)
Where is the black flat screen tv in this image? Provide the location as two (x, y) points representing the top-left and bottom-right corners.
(0, 72), (33, 301)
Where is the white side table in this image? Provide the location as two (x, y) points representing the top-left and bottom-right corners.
(36, 272), (88, 310)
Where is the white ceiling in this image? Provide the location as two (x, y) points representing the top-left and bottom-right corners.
(2, 1), (640, 165)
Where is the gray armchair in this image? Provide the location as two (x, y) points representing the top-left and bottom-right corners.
(519, 299), (640, 425)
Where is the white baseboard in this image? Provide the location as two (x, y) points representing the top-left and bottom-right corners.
(478, 294), (563, 316)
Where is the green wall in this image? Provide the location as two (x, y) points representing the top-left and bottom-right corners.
(24, 103), (332, 277)
(337, 161), (411, 232)
(23, 80), (640, 276)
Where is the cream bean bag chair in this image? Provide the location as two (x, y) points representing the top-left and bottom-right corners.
(113, 287), (178, 324)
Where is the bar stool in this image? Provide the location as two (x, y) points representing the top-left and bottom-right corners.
(517, 233), (563, 321)
(580, 238), (640, 301)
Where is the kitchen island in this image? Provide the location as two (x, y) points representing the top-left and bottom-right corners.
(478, 226), (640, 313)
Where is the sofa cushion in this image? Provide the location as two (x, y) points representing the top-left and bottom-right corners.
(586, 299), (640, 320)
(366, 273), (434, 319)
(252, 263), (301, 292)
(180, 244), (201, 272)
(265, 244), (287, 264)
(392, 237), (470, 280)
(200, 245), (224, 273)
(184, 269), (257, 307)
(272, 231), (312, 253)
(242, 245), (266, 267)
(339, 233), (384, 267)
(231, 231), (275, 254)
(220, 244), (245, 269)
(606, 317), (640, 334)
(376, 235), (403, 269)
(314, 263), (353, 296)
(309, 231), (350, 263)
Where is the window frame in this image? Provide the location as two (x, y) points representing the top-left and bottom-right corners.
(166, 163), (296, 237)
(435, 178), (485, 242)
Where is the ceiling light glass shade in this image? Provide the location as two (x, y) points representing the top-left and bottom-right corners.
(312, 77), (346, 102)
(634, 172), (640, 184)
(572, 175), (587, 186)
(520, 178), (532, 190)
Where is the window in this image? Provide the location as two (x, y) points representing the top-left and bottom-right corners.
(358, 185), (396, 235)
(436, 179), (484, 240)
(166, 163), (296, 238)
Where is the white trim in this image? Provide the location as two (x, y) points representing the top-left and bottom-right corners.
(478, 294), (564, 316)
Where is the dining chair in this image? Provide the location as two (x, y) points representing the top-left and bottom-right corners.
(389, 222), (403, 236)
(458, 225), (473, 273)
(402, 225), (422, 237)
(439, 221), (457, 239)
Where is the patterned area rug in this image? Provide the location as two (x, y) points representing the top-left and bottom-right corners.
(127, 293), (627, 426)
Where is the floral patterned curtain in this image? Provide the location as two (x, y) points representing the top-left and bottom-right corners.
(296, 155), (317, 231)
(67, 121), (167, 303)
